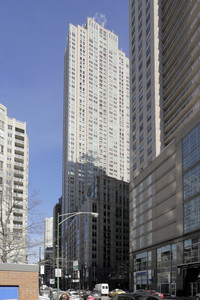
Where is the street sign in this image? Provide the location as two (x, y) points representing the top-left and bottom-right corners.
(40, 265), (45, 275)
(73, 279), (79, 283)
(73, 260), (79, 271)
(50, 279), (55, 284)
(55, 268), (62, 277)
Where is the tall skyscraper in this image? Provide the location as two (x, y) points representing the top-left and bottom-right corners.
(129, 0), (200, 179)
(129, 0), (200, 294)
(44, 217), (53, 249)
(0, 103), (29, 263)
(63, 17), (130, 215)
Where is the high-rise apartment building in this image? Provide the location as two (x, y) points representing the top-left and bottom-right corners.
(0, 103), (29, 263)
(44, 217), (53, 249)
(129, 0), (200, 179)
(129, 0), (200, 295)
(129, 0), (163, 179)
(65, 175), (129, 289)
(63, 17), (130, 214)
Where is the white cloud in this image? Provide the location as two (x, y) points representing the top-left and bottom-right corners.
(93, 12), (107, 27)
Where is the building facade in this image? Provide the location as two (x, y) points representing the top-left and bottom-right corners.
(129, 0), (163, 179)
(129, 0), (200, 179)
(129, 0), (200, 296)
(63, 17), (130, 215)
(129, 109), (200, 296)
(62, 18), (130, 265)
(0, 103), (29, 263)
(65, 175), (129, 290)
(44, 217), (53, 249)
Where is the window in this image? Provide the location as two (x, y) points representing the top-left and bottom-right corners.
(147, 123), (152, 133)
(147, 112), (152, 122)
(147, 135), (152, 144)
(147, 79), (151, 89)
(147, 68), (151, 78)
(146, 57), (151, 68)
(148, 146), (152, 155)
(140, 155), (144, 164)
(147, 90), (151, 100)
(147, 101), (151, 111)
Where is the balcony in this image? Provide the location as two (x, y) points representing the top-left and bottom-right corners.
(13, 223), (23, 229)
(164, 100), (200, 144)
(164, 57), (200, 103)
(163, 1), (191, 43)
(164, 87), (200, 130)
(14, 161), (24, 168)
(15, 131), (24, 137)
(13, 215), (23, 221)
(15, 150), (24, 157)
(164, 42), (200, 88)
(15, 138), (24, 145)
(162, 0), (181, 23)
(13, 208), (23, 214)
(164, 70), (200, 110)
(15, 154), (24, 161)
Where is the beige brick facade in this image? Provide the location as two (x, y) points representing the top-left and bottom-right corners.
(0, 264), (39, 300)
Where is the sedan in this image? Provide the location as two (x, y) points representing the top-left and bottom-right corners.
(147, 291), (164, 299)
(110, 289), (126, 297)
(68, 291), (82, 300)
(194, 293), (200, 300)
(112, 291), (162, 300)
(133, 290), (162, 300)
(90, 290), (101, 300)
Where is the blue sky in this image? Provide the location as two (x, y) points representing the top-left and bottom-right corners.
(0, 1), (129, 222)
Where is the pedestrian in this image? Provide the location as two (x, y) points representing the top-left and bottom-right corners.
(60, 292), (69, 300)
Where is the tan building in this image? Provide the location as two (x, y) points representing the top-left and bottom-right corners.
(129, 108), (200, 296)
(129, 0), (200, 178)
(0, 103), (29, 263)
(0, 263), (39, 300)
(129, 0), (200, 296)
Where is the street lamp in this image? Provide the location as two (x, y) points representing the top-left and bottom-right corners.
(56, 211), (98, 300)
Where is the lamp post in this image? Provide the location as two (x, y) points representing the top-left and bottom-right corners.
(56, 211), (98, 300)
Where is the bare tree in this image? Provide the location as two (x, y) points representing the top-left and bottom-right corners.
(0, 175), (43, 263)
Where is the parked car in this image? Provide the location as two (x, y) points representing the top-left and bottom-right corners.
(40, 288), (50, 298)
(194, 293), (200, 300)
(133, 290), (162, 300)
(52, 289), (63, 300)
(90, 290), (101, 300)
(68, 291), (82, 300)
(83, 290), (92, 300)
(111, 291), (162, 300)
(147, 291), (164, 299)
(110, 289), (126, 297)
(112, 293), (137, 300)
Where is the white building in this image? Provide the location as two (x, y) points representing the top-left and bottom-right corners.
(0, 103), (29, 263)
(63, 17), (130, 214)
(44, 217), (53, 249)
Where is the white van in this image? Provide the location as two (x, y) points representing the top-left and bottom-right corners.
(94, 283), (109, 296)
